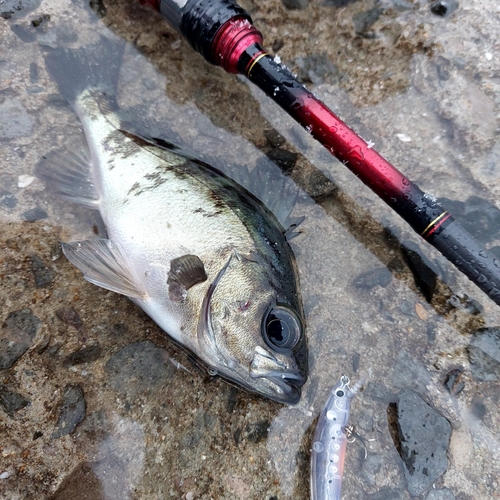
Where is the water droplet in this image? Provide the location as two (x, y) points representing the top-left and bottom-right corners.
(402, 177), (410, 186)
(477, 274), (487, 284)
(479, 250), (488, 258)
(347, 145), (364, 161)
(403, 193), (411, 201)
(326, 410), (337, 420)
(494, 259), (500, 268)
(470, 259), (476, 265)
(291, 102), (301, 110)
(329, 125), (338, 133)
(452, 245), (458, 250)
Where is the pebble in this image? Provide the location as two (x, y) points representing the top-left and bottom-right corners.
(0, 189), (18, 209)
(266, 148), (298, 174)
(0, 100), (34, 138)
(0, 0), (41, 19)
(467, 327), (500, 381)
(353, 267), (392, 289)
(396, 389), (452, 497)
(0, 309), (41, 370)
(105, 340), (176, 397)
(0, 385), (31, 416)
(30, 253), (54, 288)
(443, 367), (465, 395)
(51, 385), (86, 439)
(62, 344), (102, 367)
(22, 207), (48, 222)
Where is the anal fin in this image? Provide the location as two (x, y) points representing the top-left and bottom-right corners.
(62, 239), (145, 298)
(35, 147), (99, 208)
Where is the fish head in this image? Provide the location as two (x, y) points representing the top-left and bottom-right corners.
(198, 251), (307, 404)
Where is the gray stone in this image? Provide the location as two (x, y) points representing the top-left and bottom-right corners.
(51, 385), (86, 439)
(392, 350), (432, 390)
(467, 327), (500, 381)
(0, 385), (30, 416)
(22, 207), (48, 222)
(63, 344), (102, 367)
(105, 340), (176, 397)
(0, 0), (41, 19)
(0, 100), (34, 138)
(0, 310), (41, 369)
(0, 189), (18, 209)
(396, 389), (452, 496)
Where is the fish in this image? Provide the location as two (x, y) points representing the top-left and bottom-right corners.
(36, 36), (308, 404)
(310, 374), (365, 499)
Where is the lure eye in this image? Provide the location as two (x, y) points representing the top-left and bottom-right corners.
(263, 306), (302, 351)
(336, 390), (345, 398)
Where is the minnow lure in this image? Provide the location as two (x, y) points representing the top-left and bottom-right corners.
(310, 374), (365, 500)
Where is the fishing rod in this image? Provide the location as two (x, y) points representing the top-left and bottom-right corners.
(140, 0), (500, 307)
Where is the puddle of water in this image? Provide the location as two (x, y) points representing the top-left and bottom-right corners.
(1, 0), (500, 499)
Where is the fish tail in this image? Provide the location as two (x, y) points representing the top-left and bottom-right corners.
(43, 35), (125, 105)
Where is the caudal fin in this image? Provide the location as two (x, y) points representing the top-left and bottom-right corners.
(43, 35), (125, 105)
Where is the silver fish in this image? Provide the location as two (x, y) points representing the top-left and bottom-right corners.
(310, 375), (365, 499)
(37, 38), (307, 404)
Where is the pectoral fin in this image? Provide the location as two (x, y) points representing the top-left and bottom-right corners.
(62, 239), (145, 298)
(167, 254), (207, 301)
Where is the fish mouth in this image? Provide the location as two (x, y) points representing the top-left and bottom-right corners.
(250, 345), (306, 404)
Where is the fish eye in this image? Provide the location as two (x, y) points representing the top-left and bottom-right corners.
(263, 306), (302, 352)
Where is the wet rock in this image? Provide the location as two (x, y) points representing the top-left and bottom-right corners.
(430, 0), (459, 17)
(62, 344), (102, 367)
(0, 385), (30, 416)
(467, 327), (500, 381)
(243, 420), (270, 443)
(0, 0), (41, 19)
(281, 0), (308, 10)
(0, 100), (34, 138)
(0, 189), (18, 209)
(56, 306), (84, 330)
(51, 385), (86, 439)
(22, 207), (48, 221)
(266, 148), (298, 174)
(426, 488), (455, 500)
(395, 389), (451, 497)
(353, 267), (392, 289)
(0, 310), (41, 369)
(444, 367), (465, 395)
(295, 53), (341, 86)
(401, 242), (438, 302)
(49, 462), (105, 500)
(89, 0), (107, 18)
(264, 129), (286, 149)
(353, 8), (384, 36)
(105, 340), (176, 397)
(182, 410), (213, 448)
(30, 253), (54, 288)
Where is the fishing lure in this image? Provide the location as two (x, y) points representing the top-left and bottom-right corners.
(310, 374), (365, 500)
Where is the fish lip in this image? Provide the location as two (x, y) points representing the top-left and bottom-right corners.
(252, 370), (306, 405)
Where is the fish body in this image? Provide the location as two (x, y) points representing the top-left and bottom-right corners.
(37, 38), (307, 404)
(311, 375), (361, 499)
